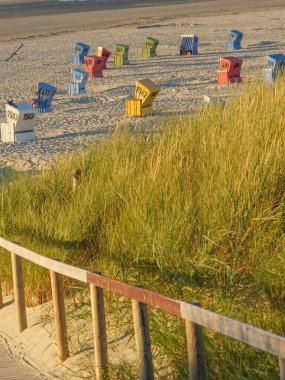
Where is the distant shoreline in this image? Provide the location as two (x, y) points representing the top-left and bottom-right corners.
(0, 0), (284, 41)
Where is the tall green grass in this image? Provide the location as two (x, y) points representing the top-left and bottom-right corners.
(1, 80), (285, 378)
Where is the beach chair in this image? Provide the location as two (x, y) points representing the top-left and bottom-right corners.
(114, 44), (129, 66)
(141, 37), (159, 59)
(1, 102), (36, 142)
(126, 78), (160, 117)
(84, 56), (104, 78)
(204, 95), (226, 107)
(180, 35), (198, 56)
(97, 47), (112, 69)
(31, 82), (57, 113)
(264, 54), (285, 83)
(66, 68), (89, 95)
(226, 30), (243, 50)
(71, 43), (90, 64)
(217, 57), (242, 85)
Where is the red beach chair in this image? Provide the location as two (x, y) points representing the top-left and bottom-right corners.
(84, 56), (104, 78)
(217, 57), (242, 85)
(97, 47), (112, 70)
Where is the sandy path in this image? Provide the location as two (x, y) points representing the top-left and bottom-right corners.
(0, 7), (285, 172)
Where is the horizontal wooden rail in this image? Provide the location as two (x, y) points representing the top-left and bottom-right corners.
(1, 237), (285, 376)
(0, 237), (87, 283)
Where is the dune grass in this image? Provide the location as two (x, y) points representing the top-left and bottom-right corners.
(1, 79), (285, 378)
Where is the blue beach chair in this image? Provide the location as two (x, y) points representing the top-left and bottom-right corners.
(180, 35), (198, 56)
(71, 43), (90, 64)
(31, 82), (57, 113)
(66, 68), (89, 94)
(264, 54), (285, 83)
(226, 30), (243, 50)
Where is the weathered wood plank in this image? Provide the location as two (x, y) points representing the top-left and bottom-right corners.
(11, 253), (27, 334)
(87, 272), (181, 316)
(181, 302), (285, 359)
(90, 282), (108, 380)
(185, 302), (207, 380)
(0, 238), (87, 283)
(279, 357), (285, 380)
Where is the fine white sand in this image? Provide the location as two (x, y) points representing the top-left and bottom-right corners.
(0, 7), (285, 173)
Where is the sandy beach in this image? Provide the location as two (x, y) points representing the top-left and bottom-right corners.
(0, 3), (285, 174)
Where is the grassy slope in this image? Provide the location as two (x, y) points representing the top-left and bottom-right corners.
(1, 80), (285, 378)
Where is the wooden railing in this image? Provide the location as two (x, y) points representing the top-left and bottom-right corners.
(0, 237), (285, 379)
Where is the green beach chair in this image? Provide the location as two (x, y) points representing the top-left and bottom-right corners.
(141, 37), (159, 58)
(114, 44), (129, 66)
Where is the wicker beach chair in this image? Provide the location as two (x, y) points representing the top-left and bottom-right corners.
(141, 37), (159, 59)
(84, 56), (105, 78)
(114, 44), (130, 66)
(180, 35), (198, 56)
(31, 82), (57, 113)
(66, 68), (89, 95)
(1, 102), (36, 142)
(217, 57), (243, 85)
(71, 43), (90, 64)
(126, 78), (160, 117)
(226, 30), (243, 50)
(264, 54), (285, 83)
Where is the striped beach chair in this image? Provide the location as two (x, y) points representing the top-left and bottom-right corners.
(180, 35), (198, 56)
(71, 43), (90, 64)
(66, 68), (89, 95)
(226, 30), (243, 50)
(264, 54), (285, 83)
(31, 82), (57, 113)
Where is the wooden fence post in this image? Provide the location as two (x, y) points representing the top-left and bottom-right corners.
(0, 279), (3, 309)
(50, 262), (69, 362)
(90, 274), (108, 380)
(11, 252), (27, 333)
(72, 169), (81, 193)
(185, 301), (207, 380)
(132, 287), (154, 380)
(279, 357), (285, 379)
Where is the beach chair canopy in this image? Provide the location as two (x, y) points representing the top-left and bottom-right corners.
(135, 78), (161, 107)
(220, 57), (242, 75)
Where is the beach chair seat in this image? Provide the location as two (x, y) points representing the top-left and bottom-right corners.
(264, 54), (285, 83)
(97, 47), (112, 69)
(114, 44), (129, 66)
(66, 68), (89, 95)
(126, 78), (160, 117)
(226, 30), (243, 50)
(217, 57), (242, 85)
(141, 37), (159, 58)
(71, 42), (90, 64)
(1, 102), (36, 142)
(180, 35), (198, 56)
(84, 56), (104, 78)
(31, 82), (57, 113)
